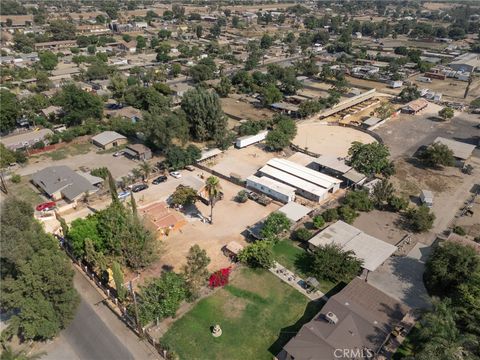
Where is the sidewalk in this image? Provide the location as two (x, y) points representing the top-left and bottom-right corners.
(269, 261), (325, 301)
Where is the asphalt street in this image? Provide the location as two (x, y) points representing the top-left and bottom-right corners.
(42, 268), (158, 360)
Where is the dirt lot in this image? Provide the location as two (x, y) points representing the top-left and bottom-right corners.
(374, 103), (480, 159)
(221, 97), (274, 121)
(140, 179), (280, 279)
(409, 77), (479, 104)
(208, 144), (277, 180)
(453, 195), (480, 239)
(353, 210), (406, 246)
(17, 144), (139, 179)
(292, 123), (376, 157)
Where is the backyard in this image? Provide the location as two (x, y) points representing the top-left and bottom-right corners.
(272, 239), (336, 294)
(160, 267), (324, 360)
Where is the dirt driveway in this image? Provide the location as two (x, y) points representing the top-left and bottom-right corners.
(140, 179), (280, 279)
(374, 104), (480, 159)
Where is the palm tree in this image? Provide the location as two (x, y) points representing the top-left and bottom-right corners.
(0, 345), (45, 360)
(371, 179), (394, 209)
(205, 176), (221, 224)
(138, 161), (152, 182)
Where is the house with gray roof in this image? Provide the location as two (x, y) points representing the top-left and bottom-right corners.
(91, 131), (127, 150)
(32, 165), (98, 202)
(281, 278), (412, 360)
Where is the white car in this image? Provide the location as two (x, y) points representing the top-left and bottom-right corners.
(170, 171), (182, 179)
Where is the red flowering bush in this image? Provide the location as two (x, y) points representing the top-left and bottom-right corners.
(209, 267), (231, 288)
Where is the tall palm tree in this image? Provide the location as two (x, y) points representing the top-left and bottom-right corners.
(138, 161), (152, 182)
(205, 176), (221, 224)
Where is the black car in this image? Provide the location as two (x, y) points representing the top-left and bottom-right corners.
(132, 183), (149, 192)
(152, 175), (168, 184)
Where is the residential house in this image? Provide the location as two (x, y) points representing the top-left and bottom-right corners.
(401, 98), (429, 114)
(139, 201), (187, 235)
(31, 165), (98, 202)
(281, 278), (412, 360)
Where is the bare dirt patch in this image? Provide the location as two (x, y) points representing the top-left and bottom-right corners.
(222, 293), (248, 319)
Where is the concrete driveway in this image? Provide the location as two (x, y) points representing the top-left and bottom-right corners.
(368, 243), (432, 310)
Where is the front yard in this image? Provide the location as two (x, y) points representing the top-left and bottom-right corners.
(160, 267), (324, 360)
(271, 239), (336, 293)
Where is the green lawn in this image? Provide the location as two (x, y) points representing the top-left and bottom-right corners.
(160, 268), (324, 360)
(5, 176), (42, 207)
(272, 239), (336, 293)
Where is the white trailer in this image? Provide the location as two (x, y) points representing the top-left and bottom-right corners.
(235, 130), (268, 148)
(417, 76), (432, 83)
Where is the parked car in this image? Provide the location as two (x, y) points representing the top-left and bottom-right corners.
(152, 175), (168, 184)
(185, 165), (195, 171)
(132, 184), (149, 192)
(113, 151), (124, 157)
(170, 171), (182, 179)
(118, 191), (131, 200)
(36, 201), (56, 212)
(247, 191), (259, 201)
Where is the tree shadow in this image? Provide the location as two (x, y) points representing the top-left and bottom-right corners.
(293, 251), (314, 277)
(268, 299), (326, 357)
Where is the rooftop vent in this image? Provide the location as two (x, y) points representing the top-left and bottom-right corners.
(325, 312), (338, 325)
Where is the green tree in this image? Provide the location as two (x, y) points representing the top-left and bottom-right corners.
(164, 144), (200, 170)
(414, 299), (479, 360)
(1, 198), (79, 341)
(137, 272), (187, 325)
(338, 205), (358, 224)
(0, 89), (20, 133)
(399, 85), (420, 103)
(238, 241), (274, 269)
(265, 116), (297, 151)
(348, 141), (392, 176)
(310, 244), (363, 283)
(294, 227), (312, 242)
(299, 100), (323, 118)
(343, 190), (373, 212)
(424, 242), (480, 298)
(55, 84), (103, 126)
(216, 76), (231, 97)
(205, 176), (221, 224)
(138, 161), (152, 181)
(181, 87), (227, 142)
(48, 20), (76, 40)
(438, 107), (454, 121)
(261, 212), (291, 239)
(67, 216), (103, 257)
(312, 215), (325, 229)
(136, 36), (146, 51)
(39, 51), (58, 71)
(422, 142), (455, 168)
(0, 345), (45, 360)
(322, 208), (339, 222)
(260, 33), (273, 49)
(112, 261), (126, 302)
(260, 84), (282, 106)
(171, 185), (197, 206)
(181, 245), (210, 298)
(376, 101), (395, 120)
(371, 179), (395, 209)
(404, 205), (435, 233)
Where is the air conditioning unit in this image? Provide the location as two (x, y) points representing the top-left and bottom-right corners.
(325, 312), (338, 324)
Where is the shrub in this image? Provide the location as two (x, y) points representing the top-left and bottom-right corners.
(209, 267), (231, 288)
(294, 228), (312, 242)
(338, 206), (358, 224)
(236, 190), (248, 203)
(32, 140), (45, 149)
(10, 174), (21, 183)
(312, 215), (325, 229)
(388, 196), (408, 212)
(404, 205), (435, 233)
(91, 167), (109, 179)
(452, 226), (466, 236)
(323, 208), (339, 222)
(343, 190), (373, 212)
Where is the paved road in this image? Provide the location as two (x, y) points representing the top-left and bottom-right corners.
(41, 269), (158, 360)
(45, 300), (134, 360)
